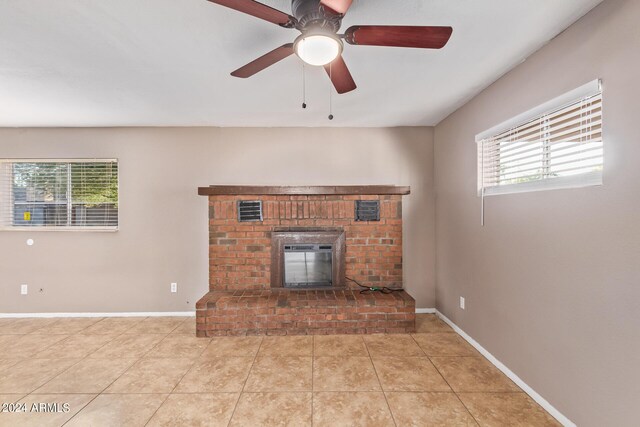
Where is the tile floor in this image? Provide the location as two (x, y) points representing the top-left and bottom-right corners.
(0, 314), (561, 426)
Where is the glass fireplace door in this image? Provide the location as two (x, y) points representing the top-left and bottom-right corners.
(283, 244), (333, 288)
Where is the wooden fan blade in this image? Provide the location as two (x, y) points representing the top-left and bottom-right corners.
(324, 56), (357, 94)
(345, 26), (453, 49)
(206, 0), (295, 27)
(231, 44), (294, 78)
(320, 0), (353, 15)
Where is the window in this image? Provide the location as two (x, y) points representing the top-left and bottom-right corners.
(0, 159), (118, 230)
(477, 80), (603, 196)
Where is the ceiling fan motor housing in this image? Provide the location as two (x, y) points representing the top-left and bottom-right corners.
(292, 0), (342, 33)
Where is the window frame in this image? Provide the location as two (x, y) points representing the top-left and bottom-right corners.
(476, 79), (603, 197)
(0, 158), (119, 232)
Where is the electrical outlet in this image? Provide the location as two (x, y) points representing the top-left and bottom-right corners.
(171, 283), (178, 293)
(460, 296), (465, 310)
(21, 284), (28, 295)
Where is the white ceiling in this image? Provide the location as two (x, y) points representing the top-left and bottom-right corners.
(0, 0), (603, 127)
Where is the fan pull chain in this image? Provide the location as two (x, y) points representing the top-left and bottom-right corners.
(301, 64), (307, 109)
(328, 62), (334, 120)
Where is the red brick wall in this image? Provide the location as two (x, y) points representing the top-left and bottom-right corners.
(208, 194), (403, 291)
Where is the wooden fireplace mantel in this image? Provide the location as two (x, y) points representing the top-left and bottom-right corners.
(198, 185), (411, 196)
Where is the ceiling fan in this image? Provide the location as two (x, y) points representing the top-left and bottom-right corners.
(206, 0), (453, 94)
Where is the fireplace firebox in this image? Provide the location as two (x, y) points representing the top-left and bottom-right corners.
(271, 228), (346, 289)
(284, 244), (333, 288)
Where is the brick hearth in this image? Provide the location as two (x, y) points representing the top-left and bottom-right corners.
(196, 186), (416, 336)
(196, 290), (415, 336)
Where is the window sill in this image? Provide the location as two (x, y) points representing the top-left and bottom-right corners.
(480, 171), (602, 197)
(0, 226), (118, 232)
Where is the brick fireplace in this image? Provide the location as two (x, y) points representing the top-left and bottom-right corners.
(195, 186), (416, 336)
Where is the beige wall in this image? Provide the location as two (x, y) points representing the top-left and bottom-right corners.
(0, 127), (435, 312)
(434, 0), (640, 425)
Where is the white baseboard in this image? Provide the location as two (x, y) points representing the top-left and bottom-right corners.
(415, 308), (436, 314)
(0, 311), (196, 319)
(435, 310), (575, 427)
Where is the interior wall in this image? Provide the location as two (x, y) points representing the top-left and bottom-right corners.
(0, 127), (435, 313)
(433, 0), (640, 425)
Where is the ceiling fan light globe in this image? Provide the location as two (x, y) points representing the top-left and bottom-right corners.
(295, 35), (342, 66)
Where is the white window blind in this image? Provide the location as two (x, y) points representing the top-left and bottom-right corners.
(0, 159), (118, 231)
(477, 81), (603, 197)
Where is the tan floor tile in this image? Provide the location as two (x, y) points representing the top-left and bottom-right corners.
(386, 392), (478, 426)
(415, 314), (455, 333)
(0, 335), (69, 358)
(35, 358), (136, 394)
(33, 334), (117, 359)
(105, 358), (194, 393)
(412, 333), (479, 356)
(0, 318), (558, 427)
(0, 359), (21, 373)
(147, 393), (239, 427)
(313, 392), (394, 427)
(230, 392), (312, 427)
(202, 336), (263, 357)
(174, 357), (253, 393)
(364, 334), (424, 357)
(64, 393), (166, 427)
(313, 357), (380, 391)
(0, 319), (17, 327)
(171, 319), (196, 335)
(245, 357), (312, 392)
(373, 357), (451, 392)
(431, 357), (521, 392)
(32, 318), (103, 335)
(88, 333), (164, 358)
(0, 319), (59, 335)
(0, 359), (79, 394)
(458, 392), (561, 426)
(145, 334), (210, 358)
(314, 335), (368, 356)
(80, 317), (141, 335)
(3, 394), (96, 427)
(0, 394), (25, 404)
(258, 336), (313, 356)
(0, 335), (15, 348)
(123, 317), (187, 334)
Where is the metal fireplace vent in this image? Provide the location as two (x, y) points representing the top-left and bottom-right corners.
(355, 200), (380, 222)
(237, 200), (263, 222)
